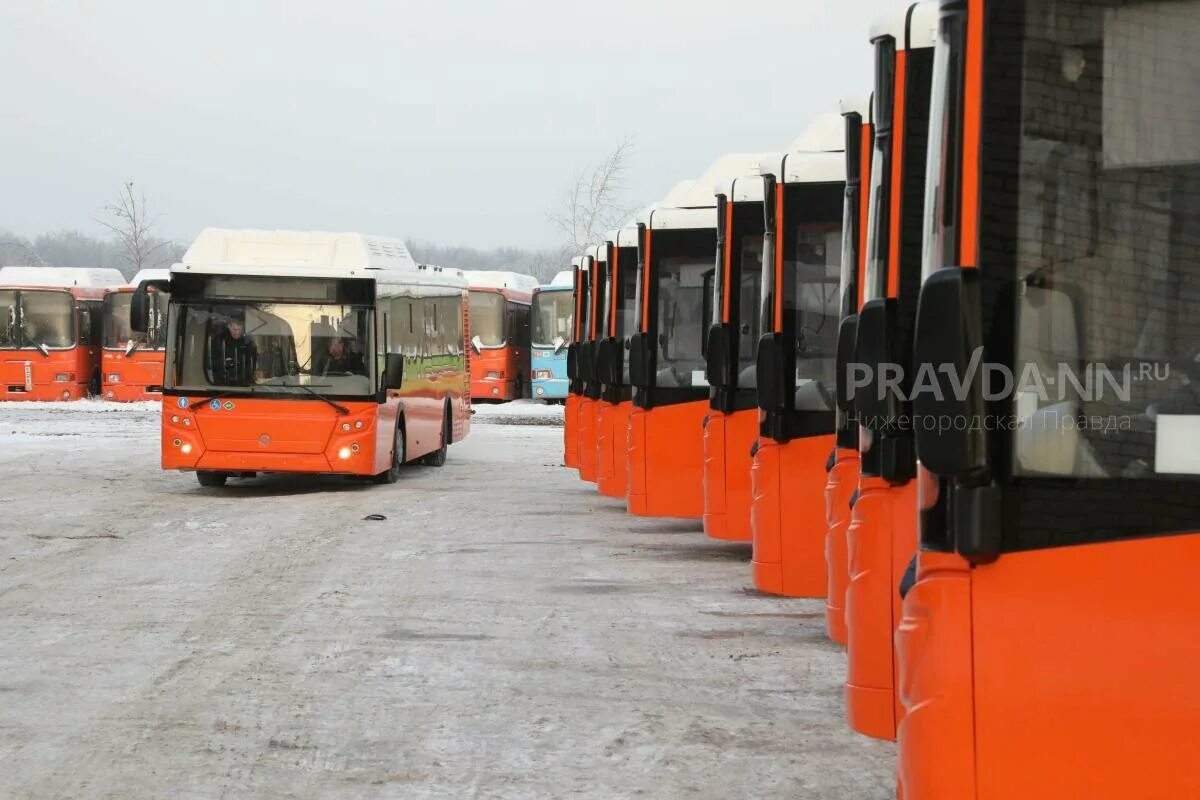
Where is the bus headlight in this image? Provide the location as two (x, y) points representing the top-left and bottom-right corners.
(341, 422), (351, 432)
(107, 374), (120, 383)
(486, 371), (502, 379)
(338, 447), (352, 460)
(536, 387), (545, 396)
(181, 443), (193, 455)
(54, 373), (75, 383)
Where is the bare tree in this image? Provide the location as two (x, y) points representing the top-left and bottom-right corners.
(95, 181), (172, 274)
(549, 138), (635, 253)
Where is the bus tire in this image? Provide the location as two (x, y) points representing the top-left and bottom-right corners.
(196, 471), (228, 488)
(422, 404), (450, 467)
(375, 419), (406, 484)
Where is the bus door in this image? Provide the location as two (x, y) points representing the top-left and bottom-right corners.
(842, 0), (935, 742)
(825, 102), (874, 644)
(703, 186), (767, 541)
(627, 222), (715, 518)
(750, 161), (846, 597)
(564, 260), (590, 469)
(899, 2), (1200, 797)
(596, 240), (639, 499)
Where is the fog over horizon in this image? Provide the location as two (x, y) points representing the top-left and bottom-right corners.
(3, 1), (902, 251)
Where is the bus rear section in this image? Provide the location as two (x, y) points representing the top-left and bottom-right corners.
(466, 271), (536, 402)
(147, 229), (470, 488)
(595, 229), (639, 499)
(748, 150), (846, 597)
(823, 99), (873, 644)
(530, 272), (573, 402)
(841, 0), (936, 743)
(899, 2), (1200, 797)
(0, 266), (124, 401)
(102, 269), (171, 401)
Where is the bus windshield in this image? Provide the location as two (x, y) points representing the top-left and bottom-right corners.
(469, 291), (506, 347)
(0, 289), (74, 349)
(532, 289), (572, 347)
(657, 256), (714, 388)
(994, 0), (1200, 479)
(169, 302), (375, 397)
(105, 291), (170, 350)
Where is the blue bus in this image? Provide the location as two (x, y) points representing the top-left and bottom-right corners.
(530, 271), (573, 401)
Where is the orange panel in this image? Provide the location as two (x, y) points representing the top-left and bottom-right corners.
(597, 400), (632, 499)
(594, 400), (614, 489)
(702, 413), (729, 539)
(824, 448), (859, 645)
(704, 409), (757, 542)
(578, 397), (597, 483)
(895, 551), (977, 800)
(971, 533), (1200, 800)
(627, 400), (705, 519)
(564, 395), (580, 468)
(845, 478), (918, 740)
(0, 349), (95, 401)
(751, 434), (834, 597)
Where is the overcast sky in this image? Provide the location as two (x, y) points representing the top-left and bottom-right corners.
(2, 1), (901, 249)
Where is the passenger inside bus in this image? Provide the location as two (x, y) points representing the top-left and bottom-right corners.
(208, 319), (258, 386)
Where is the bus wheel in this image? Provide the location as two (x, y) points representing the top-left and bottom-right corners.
(422, 406), (450, 467)
(196, 471), (228, 488)
(375, 421), (405, 484)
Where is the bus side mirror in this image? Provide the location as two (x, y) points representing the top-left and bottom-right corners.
(628, 332), (652, 388)
(853, 298), (900, 424)
(704, 323), (731, 387)
(835, 314), (860, 413)
(130, 286), (150, 334)
(470, 335), (483, 354)
(553, 335), (566, 354)
(566, 342), (578, 380)
(755, 332), (789, 412)
(911, 267), (988, 479)
(383, 353), (405, 390)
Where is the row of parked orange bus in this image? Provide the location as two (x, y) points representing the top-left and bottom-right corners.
(565, 1), (1199, 797)
(0, 266), (170, 402)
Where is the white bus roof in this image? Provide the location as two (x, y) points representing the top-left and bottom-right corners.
(585, 243), (608, 262)
(642, 155), (773, 230)
(841, 95), (872, 120)
(546, 270), (574, 288)
(0, 266), (127, 289)
(786, 112), (846, 153)
(606, 225), (640, 248)
(127, 267), (172, 288)
(870, 2), (938, 50)
(463, 270), (540, 292)
(171, 228), (466, 288)
(571, 256), (584, 269)
(758, 149), (846, 185)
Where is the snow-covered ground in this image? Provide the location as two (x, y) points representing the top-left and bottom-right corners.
(0, 401), (892, 799)
(471, 398), (564, 426)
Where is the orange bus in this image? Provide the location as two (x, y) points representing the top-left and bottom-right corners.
(594, 225), (639, 498)
(748, 147), (846, 595)
(706, 118), (845, 546)
(843, 1), (936, 742)
(133, 228), (471, 488)
(0, 266), (125, 401)
(577, 245), (608, 484)
(102, 268), (171, 402)
(898, 1), (1200, 797)
(823, 98), (874, 644)
(465, 271), (537, 402)
(627, 162), (763, 519)
(564, 255), (587, 469)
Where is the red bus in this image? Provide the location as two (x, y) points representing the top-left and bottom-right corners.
(823, 98), (874, 644)
(0, 266), (125, 401)
(627, 161), (765, 519)
(594, 225), (639, 499)
(465, 271), (536, 402)
(899, 1), (1200, 797)
(843, 1), (936, 742)
(133, 229), (471, 488)
(102, 268), (171, 402)
(577, 245), (609, 484)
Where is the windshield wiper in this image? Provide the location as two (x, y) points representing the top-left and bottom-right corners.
(291, 383), (350, 415)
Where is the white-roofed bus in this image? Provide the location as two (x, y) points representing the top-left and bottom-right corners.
(0, 266), (125, 401)
(529, 270), (574, 402)
(899, 1), (1200, 797)
(129, 229), (471, 487)
(101, 268), (172, 401)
